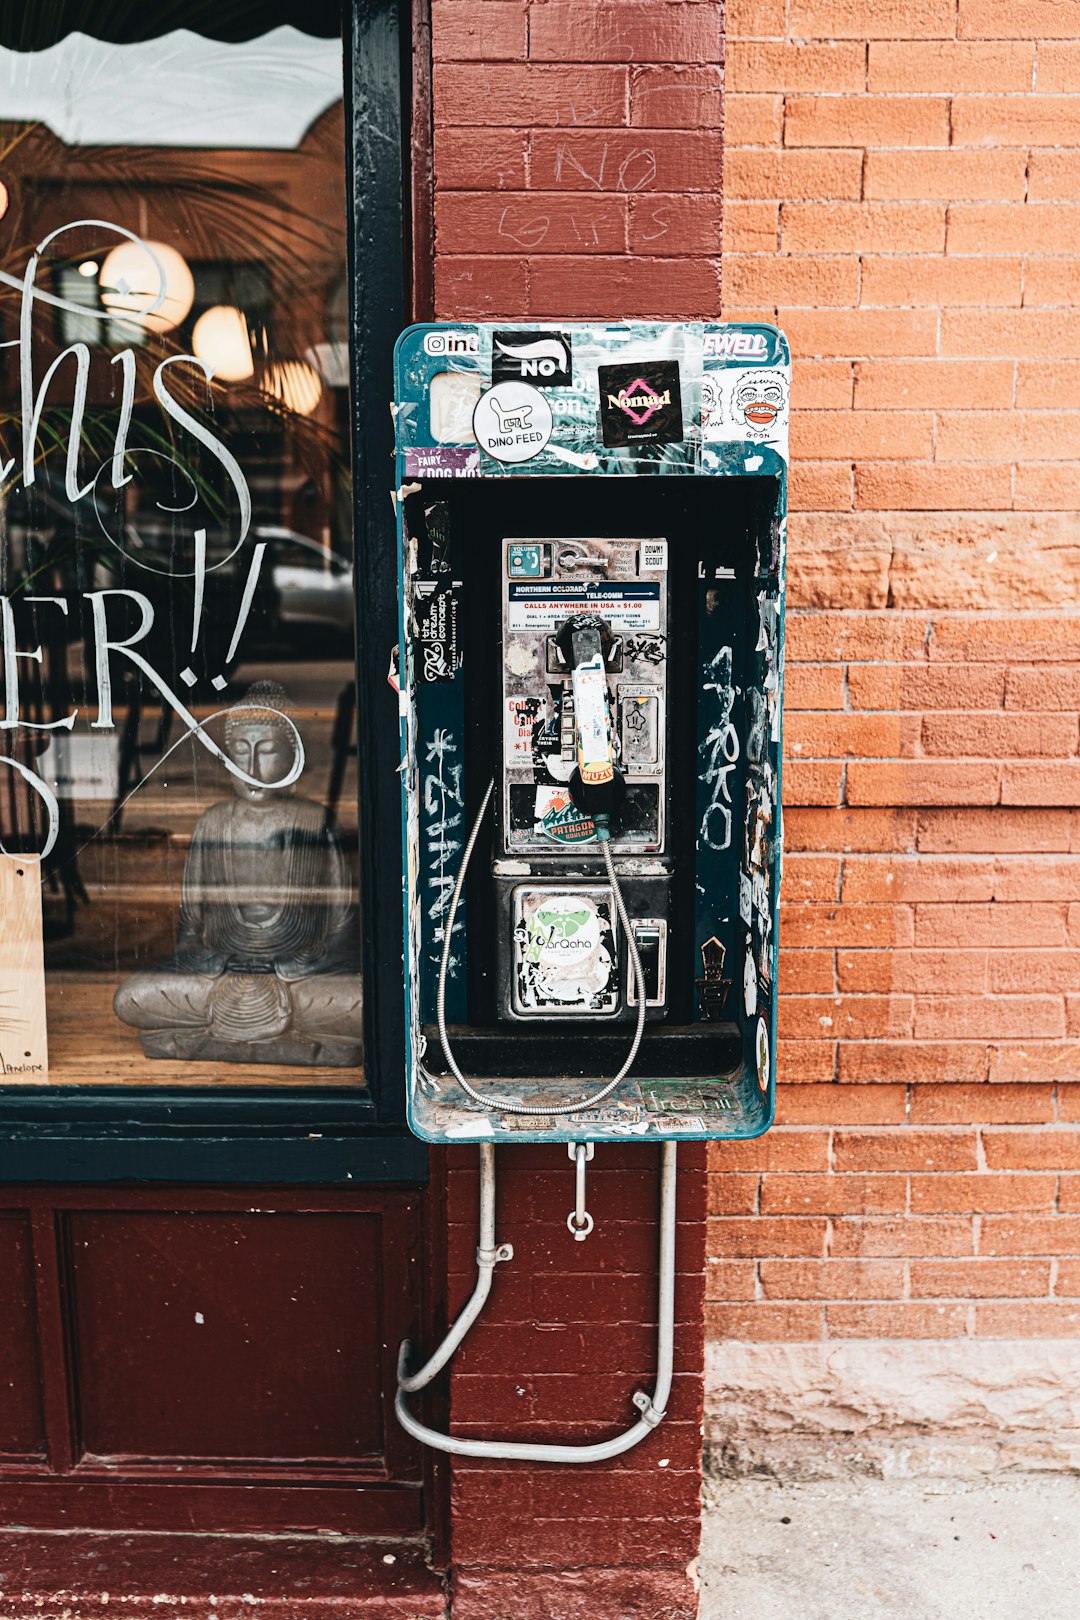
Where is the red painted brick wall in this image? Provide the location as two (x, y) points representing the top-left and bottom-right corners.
(431, 0), (724, 320)
(428, 3), (719, 1611)
(709, 0), (1080, 1349)
(443, 1148), (706, 1617)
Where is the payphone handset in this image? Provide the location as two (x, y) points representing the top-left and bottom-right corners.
(496, 537), (670, 1026)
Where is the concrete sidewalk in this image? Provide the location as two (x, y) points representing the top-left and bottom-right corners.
(700, 1476), (1080, 1620)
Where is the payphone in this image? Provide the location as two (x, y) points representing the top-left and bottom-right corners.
(393, 321), (789, 1145)
(393, 322), (789, 1460)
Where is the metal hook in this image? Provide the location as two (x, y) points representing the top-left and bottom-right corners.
(567, 1141), (595, 1241)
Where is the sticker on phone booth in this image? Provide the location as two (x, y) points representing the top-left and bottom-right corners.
(492, 330), (573, 389)
(535, 785), (597, 845)
(597, 360), (683, 448)
(428, 371), (482, 443)
(619, 686), (661, 767)
(473, 383), (553, 463)
(571, 654), (613, 783)
(509, 543), (544, 578)
(504, 694), (548, 764)
(511, 887), (619, 1016)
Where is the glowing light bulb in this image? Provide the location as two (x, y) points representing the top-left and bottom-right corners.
(78, 260), (99, 278)
(263, 360), (323, 417)
(192, 304), (255, 382)
(0, 180), (9, 222)
(100, 239), (195, 335)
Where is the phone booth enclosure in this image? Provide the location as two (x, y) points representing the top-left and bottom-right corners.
(393, 322), (789, 1146)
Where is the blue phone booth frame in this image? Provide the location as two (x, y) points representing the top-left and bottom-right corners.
(392, 322), (790, 1147)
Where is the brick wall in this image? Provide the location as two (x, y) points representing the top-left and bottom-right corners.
(442, 1148), (705, 1616)
(428, 3), (719, 1611)
(431, 0), (724, 319)
(710, 0), (1080, 1371)
(426, 0), (1080, 1545)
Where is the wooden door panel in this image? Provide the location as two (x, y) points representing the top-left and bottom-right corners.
(0, 1213), (45, 1458)
(68, 1212), (384, 1463)
(0, 1188), (424, 1534)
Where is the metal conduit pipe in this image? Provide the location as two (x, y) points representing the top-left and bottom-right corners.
(396, 1139), (678, 1463)
(398, 1144), (510, 1394)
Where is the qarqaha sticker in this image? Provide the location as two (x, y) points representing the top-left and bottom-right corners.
(473, 382), (552, 464)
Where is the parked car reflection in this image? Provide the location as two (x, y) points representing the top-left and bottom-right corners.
(257, 527), (354, 637)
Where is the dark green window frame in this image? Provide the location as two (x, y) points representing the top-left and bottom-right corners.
(0, 0), (424, 1184)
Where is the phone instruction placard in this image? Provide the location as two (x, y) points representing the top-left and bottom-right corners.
(507, 581), (661, 633)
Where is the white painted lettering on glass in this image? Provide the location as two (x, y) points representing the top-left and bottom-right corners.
(0, 219), (301, 850)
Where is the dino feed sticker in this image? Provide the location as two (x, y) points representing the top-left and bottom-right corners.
(473, 382), (553, 463)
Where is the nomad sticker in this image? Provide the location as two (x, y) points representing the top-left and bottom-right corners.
(473, 383), (553, 464)
(597, 360), (683, 448)
(492, 330), (573, 388)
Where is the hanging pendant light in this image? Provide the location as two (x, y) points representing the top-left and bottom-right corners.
(192, 304), (255, 382)
(263, 359), (323, 417)
(100, 238), (195, 335)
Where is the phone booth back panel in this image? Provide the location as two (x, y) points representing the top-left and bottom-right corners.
(393, 323), (789, 1145)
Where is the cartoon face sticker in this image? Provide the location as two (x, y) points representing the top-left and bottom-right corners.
(700, 373), (722, 435)
(733, 370), (788, 440)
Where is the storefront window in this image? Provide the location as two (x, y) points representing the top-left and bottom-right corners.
(0, 11), (362, 1088)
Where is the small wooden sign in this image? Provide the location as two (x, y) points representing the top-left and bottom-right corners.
(0, 855), (48, 1081)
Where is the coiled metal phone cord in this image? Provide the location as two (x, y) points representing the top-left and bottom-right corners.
(435, 778), (646, 1117)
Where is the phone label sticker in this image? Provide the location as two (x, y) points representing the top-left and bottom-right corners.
(507, 581), (661, 632)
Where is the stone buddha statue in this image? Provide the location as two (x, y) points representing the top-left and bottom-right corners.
(115, 681), (362, 1067)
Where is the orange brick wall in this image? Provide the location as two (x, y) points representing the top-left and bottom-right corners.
(710, 0), (1080, 1343)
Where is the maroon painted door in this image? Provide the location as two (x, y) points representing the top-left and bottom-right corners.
(0, 1187), (424, 1533)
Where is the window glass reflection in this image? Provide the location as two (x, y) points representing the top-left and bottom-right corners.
(0, 17), (361, 1086)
